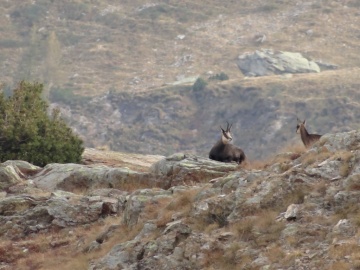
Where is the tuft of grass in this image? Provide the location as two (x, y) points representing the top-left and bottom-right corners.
(266, 244), (286, 264)
(345, 174), (360, 191)
(230, 218), (255, 242)
(165, 189), (198, 212)
(334, 202), (360, 222)
(156, 189), (199, 228)
(299, 147), (332, 167)
(243, 159), (270, 170)
(143, 197), (173, 221)
(335, 151), (355, 177)
(282, 250), (303, 267)
(329, 242), (360, 260)
(252, 210), (285, 247)
(313, 180), (327, 196)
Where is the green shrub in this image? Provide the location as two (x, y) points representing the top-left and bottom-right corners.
(209, 72), (229, 81)
(192, 77), (207, 92)
(0, 81), (84, 166)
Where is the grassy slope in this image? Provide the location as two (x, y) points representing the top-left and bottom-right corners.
(0, 0), (359, 95)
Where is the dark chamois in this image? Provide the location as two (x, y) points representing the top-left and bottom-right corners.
(209, 122), (246, 164)
(296, 118), (322, 148)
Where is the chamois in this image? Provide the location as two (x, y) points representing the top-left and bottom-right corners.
(296, 118), (322, 148)
(209, 122), (246, 164)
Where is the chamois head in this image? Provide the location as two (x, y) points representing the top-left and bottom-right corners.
(296, 118), (306, 134)
(220, 122), (233, 144)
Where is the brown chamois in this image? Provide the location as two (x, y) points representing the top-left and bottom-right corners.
(209, 122), (246, 164)
(296, 118), (322, 148)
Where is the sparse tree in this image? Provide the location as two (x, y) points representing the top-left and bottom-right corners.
(0, 81), (84, 166)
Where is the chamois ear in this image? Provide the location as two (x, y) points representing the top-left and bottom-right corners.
(220, 126), (225, 132)
(303, 120), (306, 125)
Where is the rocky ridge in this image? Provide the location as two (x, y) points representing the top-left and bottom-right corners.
(1, 130), (360, 269)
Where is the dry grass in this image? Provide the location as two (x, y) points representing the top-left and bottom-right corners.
(282, 250), (303, 267)
(244, 142), (305, 171)
(230, 218), (256, 242)
(335, 151), (355, 178)
(229, 210), (284, 247)
(82, 148), (164, 172)
(313, 179), (327, 196)
(329, 242), (360, 260)
(252, 211), (285, 247)
(143, 196), (174, 221)
(266, 244), (286, 264)
(165, 189), (198, 212)
(156, 188), (199, 228)
(279, 143), (306, 156)
(328, 261), (352, 270)
(299, 147), (332, 167)
(345, 174), (360, 191)
(2, 216), (150, 270)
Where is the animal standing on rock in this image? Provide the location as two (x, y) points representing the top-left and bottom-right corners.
(209, 122), (246, 164)
(296, 118), (322, 148)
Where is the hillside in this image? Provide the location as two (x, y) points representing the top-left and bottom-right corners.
(1, 0), (360, 159)
(1, 130), (360, 269)
(1, 0), (360, 95)
(58, 68), (360, 160)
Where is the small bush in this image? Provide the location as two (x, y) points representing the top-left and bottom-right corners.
(209, 72), (229, 81)
(192, 77), (207, 92)
(0, 81), (84, 166)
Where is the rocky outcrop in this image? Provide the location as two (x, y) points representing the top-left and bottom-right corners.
(150, 153), (239, 188)
(237, 49), (320, 76)
(32, 163), (151, 192)
(89, 130), (360, 270)
(2, 130), (360, 269)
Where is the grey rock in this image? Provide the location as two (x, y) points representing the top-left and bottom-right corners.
(123, 188), (172, 226)
(332, 219), (357, 237)
(151, 153), (238, 187)
(0, 190), (121, 239)
(320, 131), (360, 152)
(32, 163), (152, 192)
(284, 204), (301, 221)
(0, 164), (23, 190)
(2, 160), (41, 177)
(305, 159), (342, 180)
(237, 49), (320, 77)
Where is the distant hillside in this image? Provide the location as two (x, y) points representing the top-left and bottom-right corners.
(60, 68), (360, 161)
(1, 0), (360, 95)
(1, 0), (360, 159)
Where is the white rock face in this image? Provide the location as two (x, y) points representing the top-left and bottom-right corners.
(237, 49), (320, 76)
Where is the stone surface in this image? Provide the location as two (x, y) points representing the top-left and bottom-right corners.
(237, 49), (320, 76)
(150, 153), (238, 188)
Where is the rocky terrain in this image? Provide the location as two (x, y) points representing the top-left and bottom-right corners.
(1, 129), (360, 269)
(1, 2), (360, 268)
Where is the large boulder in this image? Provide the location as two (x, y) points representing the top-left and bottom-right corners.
(150, 153), (239, 188)
(0, 190), (122, 239)
(32, 163), (152, 192)
(237, 49), (320, 76)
